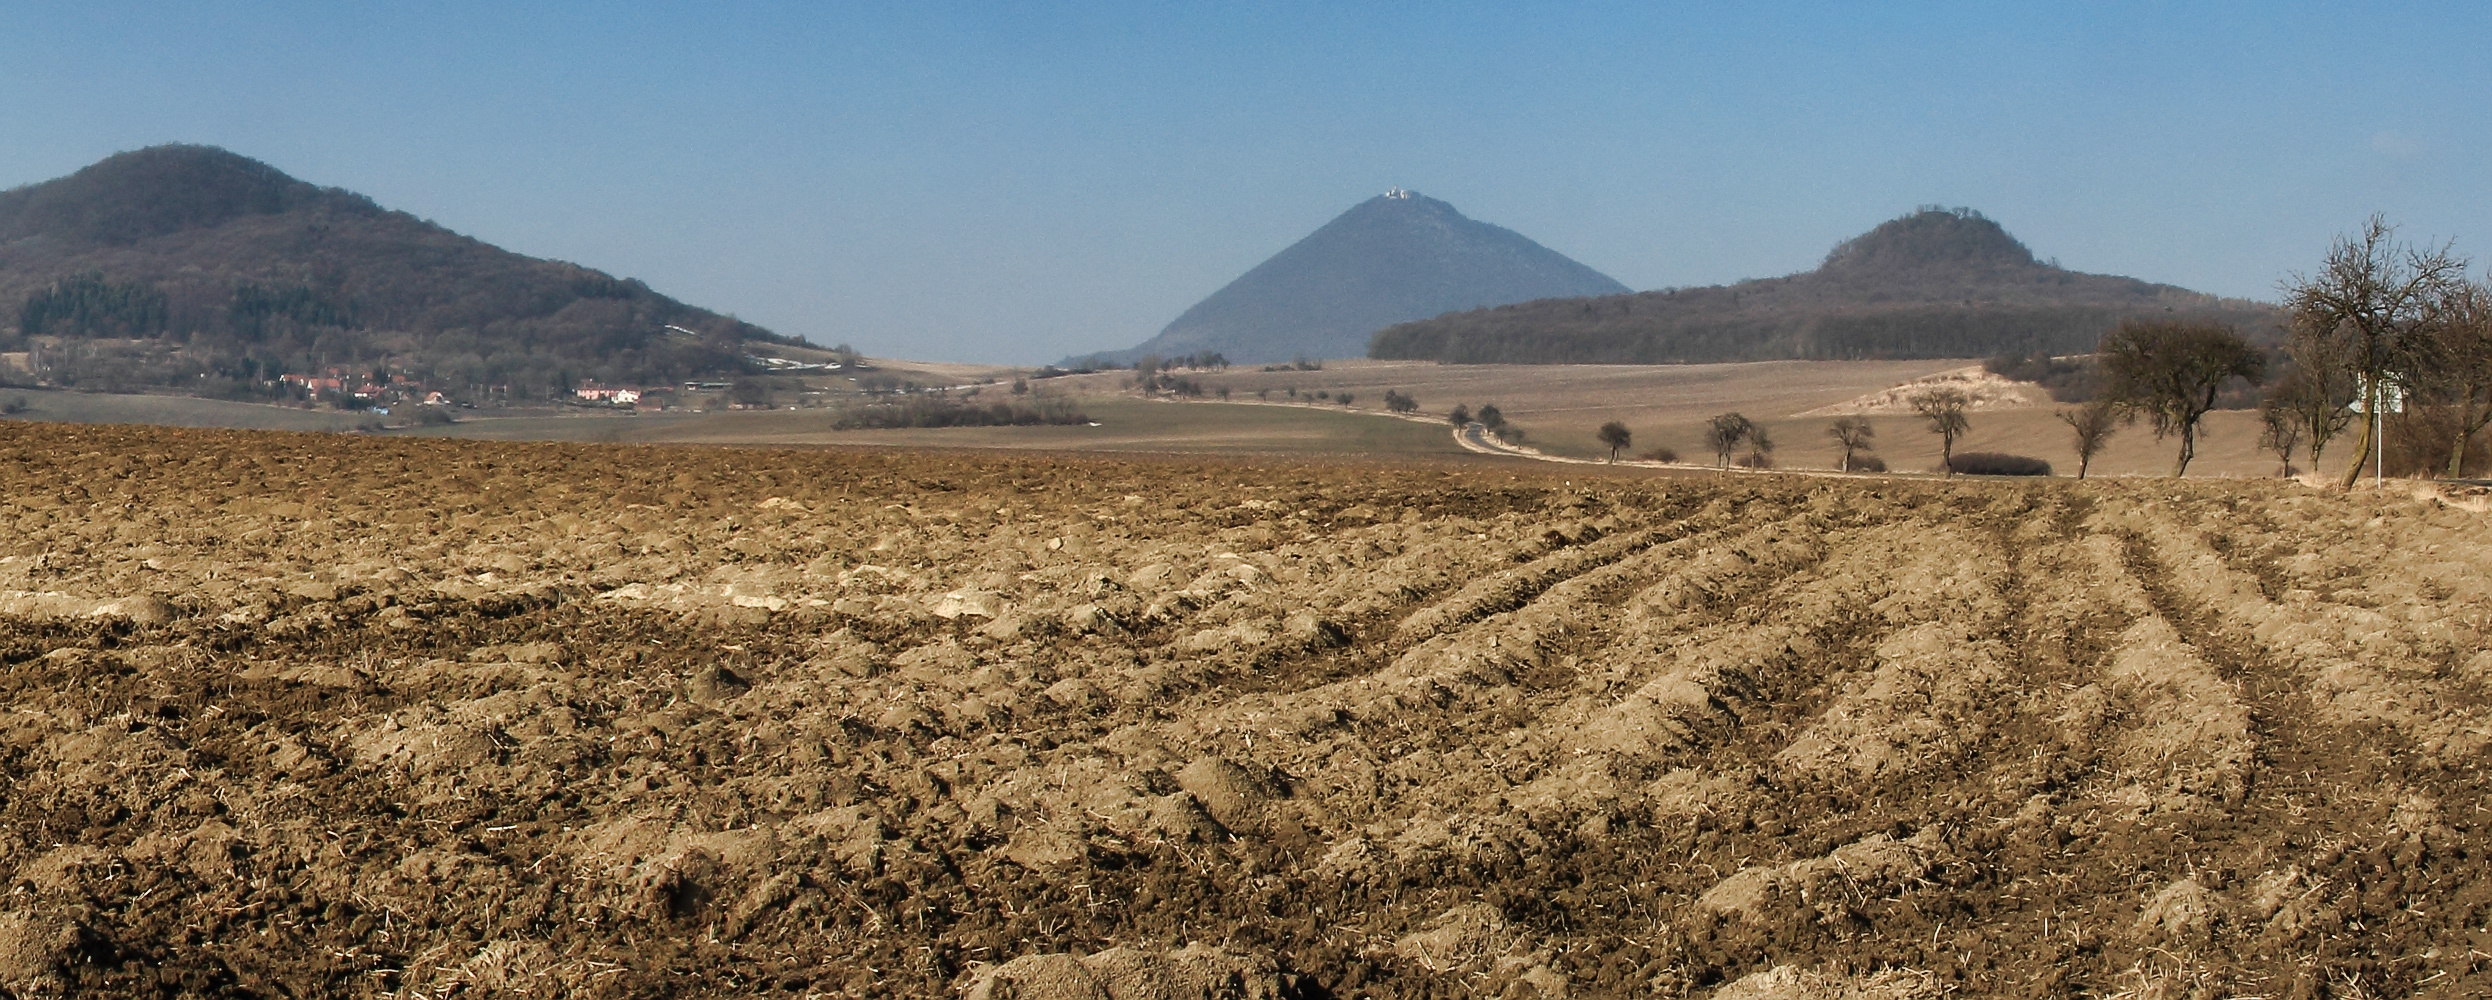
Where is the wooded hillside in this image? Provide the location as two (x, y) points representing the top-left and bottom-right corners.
(0, 145), (793, 398)
(1369, 207), (2277, 364)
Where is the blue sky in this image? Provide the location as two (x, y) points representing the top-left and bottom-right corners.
(5, 3), (2487, 363)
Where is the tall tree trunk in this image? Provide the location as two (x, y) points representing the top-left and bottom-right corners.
(2338, 388), (2377, 490)
(2452, 396), (2484, 479)
(2173, 424), (2196, 478)
(2452, 412), (2472, 480)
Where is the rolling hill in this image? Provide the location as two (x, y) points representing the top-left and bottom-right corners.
(1081, 189), (1628, 366)
(1367, 206), (2278, 364)
(0, 144), (792, 398)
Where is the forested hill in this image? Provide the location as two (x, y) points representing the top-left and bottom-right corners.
(1079, 190), (1629, 366)
(0, 145), (795, 397)
(1367, 207), (2277, 364)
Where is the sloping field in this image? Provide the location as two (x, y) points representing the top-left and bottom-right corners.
(1, 423), (2488, 998)
(0, 389), (369, 433)
(1053, 360), (2284, 477)
(405, 397), (1470, 458)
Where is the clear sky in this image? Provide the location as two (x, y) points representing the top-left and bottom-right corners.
(5, 3), (2488, 363)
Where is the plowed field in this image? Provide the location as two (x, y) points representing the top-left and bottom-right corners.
(1, 423), (2488, 999)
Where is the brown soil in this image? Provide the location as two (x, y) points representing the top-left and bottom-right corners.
(1, 422), (2489, 998)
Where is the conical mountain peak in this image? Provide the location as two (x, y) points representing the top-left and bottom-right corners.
(0, 144), (377, 247)
(1818, 206), (2037, 274)
(1079, 191), (1625, 365)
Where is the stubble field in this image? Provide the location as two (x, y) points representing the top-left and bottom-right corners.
(0, 422), (2488, 998)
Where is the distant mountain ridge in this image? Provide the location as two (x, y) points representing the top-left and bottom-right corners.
(0, 144), (787, 397)
(1082, 190), (1628, 365)
(1368, 207), (2278, 364)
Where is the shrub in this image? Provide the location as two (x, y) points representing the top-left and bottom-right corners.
(1133, 372), (1203, 397)
(1637, 445), (1679, 463)
(1850, 454), (1887, 473)
(833, 397), (1089, 429)
(1945, 452), (2052, 476)
(0, 395), (26, 415)
(1985, 351), (2097, 402)
(1734, 452), (1774, 469)
(411, 406), (456, 426)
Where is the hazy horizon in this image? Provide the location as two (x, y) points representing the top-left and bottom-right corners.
(6, 4), (2488, 364)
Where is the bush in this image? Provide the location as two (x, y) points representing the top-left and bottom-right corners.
(411, 406), (456, 426)
(1734, 452), (1774, 469)
(833, 397), (1089, 429)
(1985, 351), (2098, 402)
(1637, 445), (1678, 463)
(1945, 452), (2052, 476)
(1131, 371), (1204, 397)
(1850, 454), (1887, 473)
(0, 395), (26, 415)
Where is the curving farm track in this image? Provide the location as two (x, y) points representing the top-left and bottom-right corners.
(0, 422), (2488, 998)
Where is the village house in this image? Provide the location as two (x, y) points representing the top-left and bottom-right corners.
(281, 374), (346, 394)
(573, 382), (643, 404)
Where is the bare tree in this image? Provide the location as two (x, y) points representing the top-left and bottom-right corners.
(1704, 412), (1755, 469)
(2258, 396), (2303, 477)
(2056, 399), (2120, 479)
(2268, 333), (2358, 472)
(1741, 425), (1776, 468)
(1597, 421), (1632, 463)
(1826, 416), (1874, 472)
(2424, 278), (2492, 477)
(1907, 388), (1970, 475)
(2282, 215), (2468, 488)
(2098, 320), (2266, 477)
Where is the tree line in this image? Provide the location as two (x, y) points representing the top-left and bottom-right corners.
(1586, 217), (2492, 483)
(2065, 216), (2492, 482)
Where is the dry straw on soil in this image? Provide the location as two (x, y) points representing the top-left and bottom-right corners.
(0, 422), (2489, 998)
